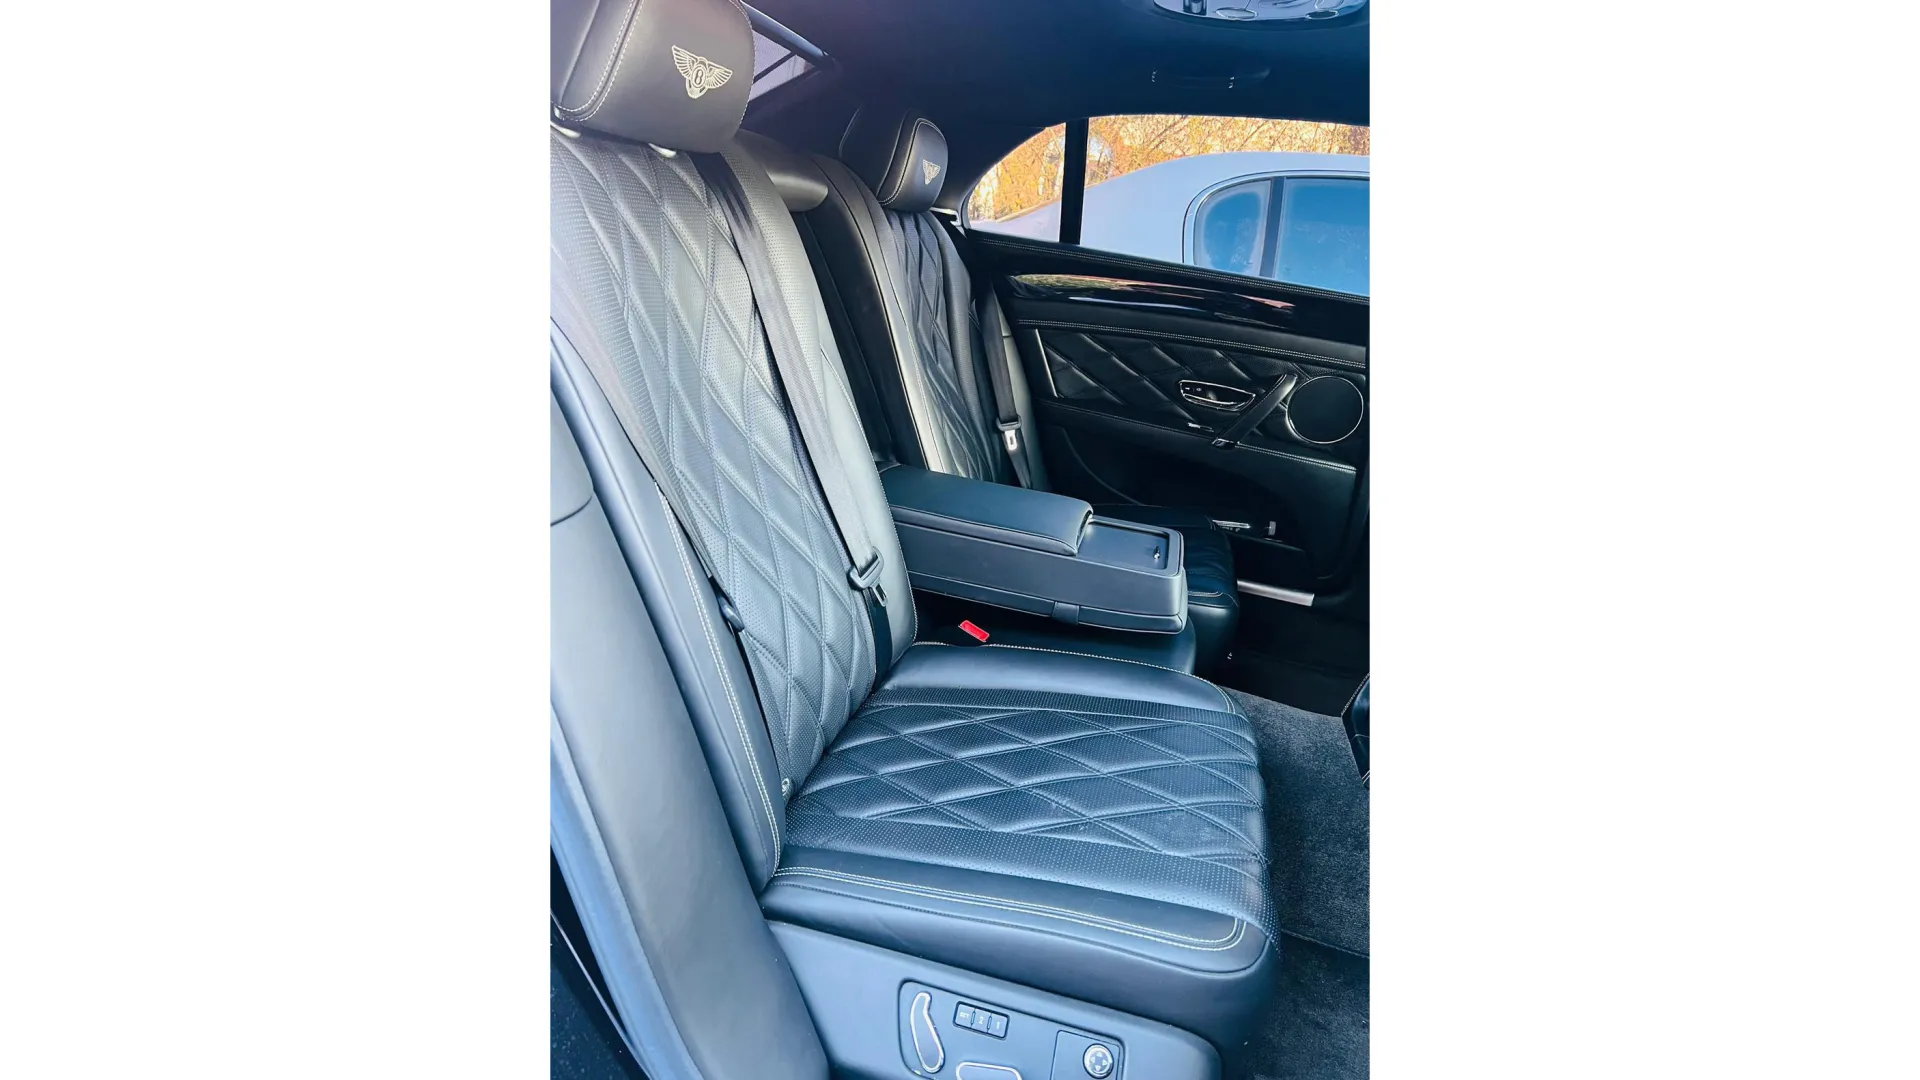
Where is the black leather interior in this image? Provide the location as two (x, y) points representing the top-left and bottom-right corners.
(738, 128), (830, 211)
(883, 463), (1092, 557)
(974, 232), (1370, 603)
(762, 642), (1278, 1047)
(801, 108), (1242, 670)
(550, 0), (1276, 1059)
(551, 0), (752, 152)
(839, 106), (951, 214)
(551, 395), (830, 1080)
(1343, 674), (1369, 786)
(882, 463), (1189, 636)
(1094, 503), (1240, 672)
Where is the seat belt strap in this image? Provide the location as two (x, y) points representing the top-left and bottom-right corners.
(550, 322), (792, 784)
(939, 217), (1033, 488)
(693, 152), (893, 681)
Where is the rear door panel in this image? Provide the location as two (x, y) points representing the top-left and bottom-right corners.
(972, 234), (1369, 603)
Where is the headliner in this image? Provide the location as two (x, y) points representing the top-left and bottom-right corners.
(751, 0), (1369, 130)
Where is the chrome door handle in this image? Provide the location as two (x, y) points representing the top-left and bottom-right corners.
(1179, 379), (1256, 412)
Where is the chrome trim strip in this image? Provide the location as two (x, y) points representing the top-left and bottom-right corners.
(1283, 374), (1366, 446)
(1236, 579), (1314, 606)
(909, 991), (944, 1073)
(955, 1065), (1024, 1080)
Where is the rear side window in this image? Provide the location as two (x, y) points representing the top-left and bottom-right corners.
(965, 115), (1370, 296)
(748, 30), (812, 100)
(964, 124), (1067, 240)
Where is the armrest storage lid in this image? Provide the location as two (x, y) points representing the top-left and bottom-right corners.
(880, 465), (1092, 557)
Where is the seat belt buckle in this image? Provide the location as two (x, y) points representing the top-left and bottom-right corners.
(848, 552), (888, 607)
(997, 420), (1021, 453)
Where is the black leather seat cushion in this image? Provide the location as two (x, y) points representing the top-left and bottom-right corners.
(1095, 504), (1240, 670)
(762, 643), (1277, 1046)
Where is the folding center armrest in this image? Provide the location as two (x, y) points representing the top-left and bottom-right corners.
(879, 465), (1187, 634)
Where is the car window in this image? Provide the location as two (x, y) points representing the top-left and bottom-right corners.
(748, 30), (812, 100)
(964, 124), (1067, 240)
(965, 115), (1369, 296)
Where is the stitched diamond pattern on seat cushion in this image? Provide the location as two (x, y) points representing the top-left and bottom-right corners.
(784, 683), (1275, 935)
(551, 132), (872, 785)
(888, 210), (1002, 484)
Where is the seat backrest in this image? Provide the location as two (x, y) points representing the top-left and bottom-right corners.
(551, 393), (828, 1080)
(550, 0), (914, 839)
(803, 109), (1013, 484)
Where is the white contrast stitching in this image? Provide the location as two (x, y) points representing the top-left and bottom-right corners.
(1025, 320), (1368, 373)
(558, 0), (644, 119)
(773, 866), (1247, 951)
(659, 487), (782, 853)
(921, 641), (1238, 713)
(573, 0), (649, 121)
(884, 119), (937, 206)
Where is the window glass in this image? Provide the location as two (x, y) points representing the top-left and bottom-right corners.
(965, 115), (1368, 294)
(1273, 178), (1369, 295)
(964, 124), (1067, 240)
(748, 31), (812, 100)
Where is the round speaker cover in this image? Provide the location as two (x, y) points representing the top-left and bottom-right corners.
(1285, 376), (1365, 445)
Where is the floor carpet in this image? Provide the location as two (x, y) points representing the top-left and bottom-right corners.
(1224, 687), (1370, 1080)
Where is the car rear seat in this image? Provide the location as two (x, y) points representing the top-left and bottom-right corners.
(549, 0), (1276, 1048)
(799, 109), (1243, 672)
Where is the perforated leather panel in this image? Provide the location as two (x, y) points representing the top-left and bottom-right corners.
(888, 209), (1004, 484)
(551, 130), (874, 786)
(785, 682), (1275, 936)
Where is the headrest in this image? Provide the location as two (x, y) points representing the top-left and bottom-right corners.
(838, 107), (949, 214)
(551, 0), (752, 152)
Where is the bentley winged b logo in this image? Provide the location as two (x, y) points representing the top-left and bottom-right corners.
(922, 160), (941, 185)
(670, 46), (734, 99)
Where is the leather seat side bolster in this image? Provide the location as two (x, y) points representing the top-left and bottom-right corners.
(554, 343), (788, 888)
(806, 155), (948, 474)
(882, 640), (1241, 715)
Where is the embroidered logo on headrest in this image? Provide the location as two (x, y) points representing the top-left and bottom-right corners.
(671, 46), (734, 99)
(922, 160), (941, 184)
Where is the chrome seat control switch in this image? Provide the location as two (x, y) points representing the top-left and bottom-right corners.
(1083, 1043), (1115, 1078)
(909, 991), (944, 1074)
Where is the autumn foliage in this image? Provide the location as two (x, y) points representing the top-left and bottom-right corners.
(967, 115), (1370, 224)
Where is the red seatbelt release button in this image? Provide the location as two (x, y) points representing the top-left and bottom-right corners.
(959, 620), (990, 643)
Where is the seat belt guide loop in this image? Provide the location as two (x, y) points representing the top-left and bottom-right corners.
(848, 552), (888, 606)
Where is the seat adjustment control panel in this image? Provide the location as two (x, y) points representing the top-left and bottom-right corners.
(898, 982), (1123, 1079)
(955, 1002), (1010, 1038)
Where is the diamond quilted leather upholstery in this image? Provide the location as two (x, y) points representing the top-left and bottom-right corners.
(889, 209), (1005, 484)
(804, 120), (1242, 670)
(762, 642), (1278, 1046)
(551, 131), (877, 787)
(1042, 329), (1368, 459)
(549, 12), (1276, 1039)
(788, 684), (1268, 902)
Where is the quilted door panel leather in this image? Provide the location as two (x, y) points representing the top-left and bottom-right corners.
(1039, 329), (1367, 461)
